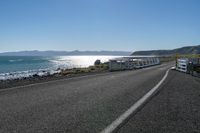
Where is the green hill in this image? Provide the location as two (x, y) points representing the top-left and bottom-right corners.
(132, 45), (200, 56)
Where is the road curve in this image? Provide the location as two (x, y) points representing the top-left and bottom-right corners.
(0, 62), (173, 133)
(118, 70), (200, 133)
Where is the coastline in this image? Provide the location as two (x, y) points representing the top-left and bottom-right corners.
(0, 64), (109, 90)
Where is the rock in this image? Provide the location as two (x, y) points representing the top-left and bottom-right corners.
(32, 74), (39, 78)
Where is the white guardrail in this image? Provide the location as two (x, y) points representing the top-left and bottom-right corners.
(109, 57), (160, 71)
(176, 58), (188, 73)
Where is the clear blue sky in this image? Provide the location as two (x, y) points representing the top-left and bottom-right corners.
(0, 0), (200, 52)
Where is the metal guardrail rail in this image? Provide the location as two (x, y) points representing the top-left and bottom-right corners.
(175, 54), (200, 74)
(109, 57), (160, 71)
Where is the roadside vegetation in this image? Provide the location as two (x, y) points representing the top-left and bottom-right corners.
(60, 62), (109, 76)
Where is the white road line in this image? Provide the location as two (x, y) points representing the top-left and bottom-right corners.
(100, 69), (170, 133)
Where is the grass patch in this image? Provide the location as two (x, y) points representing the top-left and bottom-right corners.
(60, 64), (109, 76)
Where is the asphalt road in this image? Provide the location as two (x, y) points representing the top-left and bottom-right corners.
(118, 70), (200, 133)
(0, 63), (173, 133)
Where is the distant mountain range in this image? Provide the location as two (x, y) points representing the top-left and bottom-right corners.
(0, 50), (132, 56)
(132, 45), (200, 56)
(1, 45), (199, 56)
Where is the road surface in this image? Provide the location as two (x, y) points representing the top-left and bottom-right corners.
(0, 63), (172, 133)
(118, 70), (200, 133)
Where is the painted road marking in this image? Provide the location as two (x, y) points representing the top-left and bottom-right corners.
(101, 69), (170, 133)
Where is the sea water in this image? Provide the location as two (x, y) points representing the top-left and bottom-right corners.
(0, 56), (120, 80)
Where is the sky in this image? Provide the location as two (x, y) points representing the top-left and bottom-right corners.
(0, 0), (200, 52)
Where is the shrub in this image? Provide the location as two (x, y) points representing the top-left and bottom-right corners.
(94, 60), (101, 66)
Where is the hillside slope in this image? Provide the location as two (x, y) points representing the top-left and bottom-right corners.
(132, 45), (200, 55)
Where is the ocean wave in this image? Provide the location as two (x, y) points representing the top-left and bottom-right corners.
(9, 59), (24, 62)
(48, 59), (70, 63)
(0, 69), (61, 81)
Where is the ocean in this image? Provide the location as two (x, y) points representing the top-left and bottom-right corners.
(0, 56), (120, 80)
